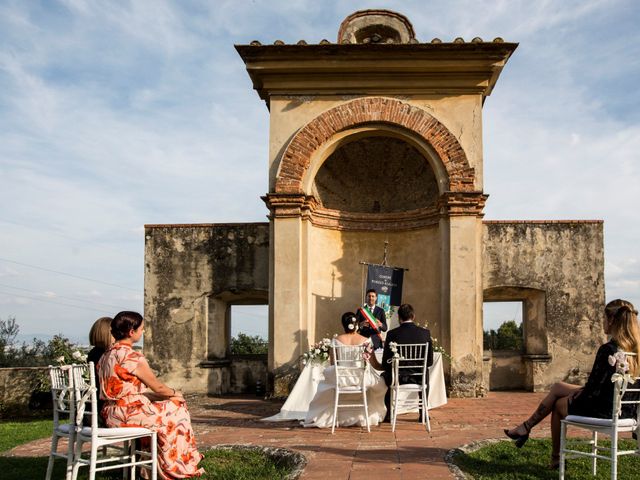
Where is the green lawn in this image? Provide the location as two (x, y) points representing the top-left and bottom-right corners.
(0, 419), (53, 452)
(0, 421), (295, 480)
(453, 438), (640, 479)
(2, 450), (292, 480)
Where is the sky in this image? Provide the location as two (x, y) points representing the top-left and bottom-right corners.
(0, 0), (638, 343)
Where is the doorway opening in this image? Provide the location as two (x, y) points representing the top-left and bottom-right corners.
(229, 304), (268, 355)
(228, 304), (268, 394)
(483, 301), (525, 391)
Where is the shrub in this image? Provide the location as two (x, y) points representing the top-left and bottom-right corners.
(230, 333), (268, 355)
(0, 317), (82, 367)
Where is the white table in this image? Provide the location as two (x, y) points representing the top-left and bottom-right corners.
(262, 352), (447, 422)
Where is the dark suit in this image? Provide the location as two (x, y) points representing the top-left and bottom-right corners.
(355, 305), (387, 349)
(380, 321), (432, 419)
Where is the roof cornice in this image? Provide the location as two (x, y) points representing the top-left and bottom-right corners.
(235, 42), (518, 107)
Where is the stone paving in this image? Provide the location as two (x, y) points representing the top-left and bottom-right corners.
(7, 391), (554, 479)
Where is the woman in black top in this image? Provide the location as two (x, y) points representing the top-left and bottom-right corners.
(86, 316), (113, 426)
(504, 299), (640, 468)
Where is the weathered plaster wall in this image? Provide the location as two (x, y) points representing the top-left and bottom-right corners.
(307, 225), (442, 346)
(229, 355), (268, 394)
(144, 223), (269, 393)
(485, 351), (526, 391)
(482, 221), (605, 390)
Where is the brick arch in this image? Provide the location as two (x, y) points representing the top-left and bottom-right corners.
(274, 97), (475, 194)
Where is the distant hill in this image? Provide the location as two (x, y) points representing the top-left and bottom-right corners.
(15, 333), (88, 348)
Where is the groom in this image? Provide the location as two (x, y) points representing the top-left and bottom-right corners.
(380, 303), (433, 421)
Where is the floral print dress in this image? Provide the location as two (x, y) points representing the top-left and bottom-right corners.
(98, 342), (204, 479)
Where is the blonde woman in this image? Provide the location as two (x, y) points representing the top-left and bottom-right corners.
(86, 317), (113, 427)
(505, 299), (640, 468)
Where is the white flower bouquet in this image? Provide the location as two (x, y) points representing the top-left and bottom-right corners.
(302, 338), (332, 365)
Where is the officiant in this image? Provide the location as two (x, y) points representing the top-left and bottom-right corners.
(356, 288), (388, 349)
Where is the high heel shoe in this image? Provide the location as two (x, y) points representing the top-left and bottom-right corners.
(504, 422), (531, 448)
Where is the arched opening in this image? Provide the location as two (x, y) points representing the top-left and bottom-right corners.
(311, 135), (439, 214)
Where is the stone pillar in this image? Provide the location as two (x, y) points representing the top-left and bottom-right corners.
(440, 193), (487, 397)
(270, 215), (308, 396)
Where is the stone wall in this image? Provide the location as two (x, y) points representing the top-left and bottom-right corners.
(229, 355), (268, 394)
(482, 220), (605, 390)
(0, 367), (49, 417)
(144, 223), (269, 393)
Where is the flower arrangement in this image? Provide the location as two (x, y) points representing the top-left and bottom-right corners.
(388, 339), (450, 362)
(302, 338), (332, 365)
(609, 351), (635, 416)
(361, 341), (374, 361)
(414, 322), (451, 360)
(55, 350), (88, 364)
(609, 351), (633, 384)
(431, 337), (451, 361)
(388, 341), (400, 362)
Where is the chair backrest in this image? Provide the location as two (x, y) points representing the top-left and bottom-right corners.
(612, 353), (640, 430)
(71, 362), (99, 431)
(392, 342), (430, 387)
(49, 365), (75, 427)
(332, 341), (367, 390)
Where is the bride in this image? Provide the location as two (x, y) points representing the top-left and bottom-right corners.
(303, 312), (387, 428)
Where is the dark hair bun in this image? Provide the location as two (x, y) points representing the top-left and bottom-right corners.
(111, 311), (143, 340)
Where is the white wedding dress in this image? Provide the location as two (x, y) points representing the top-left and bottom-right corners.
(302, 338), (387, 428)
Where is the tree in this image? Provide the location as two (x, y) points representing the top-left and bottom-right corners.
(230, 333), (268, 354)
(0, 316), (20, 367)
(483, 319), (523, 351)
(0, 316), (82, 367)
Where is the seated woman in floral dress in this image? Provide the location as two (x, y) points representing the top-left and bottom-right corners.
(98, 311), (204, 479)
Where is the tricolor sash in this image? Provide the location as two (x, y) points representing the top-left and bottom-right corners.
(358, 305), (383, 340)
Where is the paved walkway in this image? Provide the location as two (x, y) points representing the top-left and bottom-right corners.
(7, 392), (553, 479)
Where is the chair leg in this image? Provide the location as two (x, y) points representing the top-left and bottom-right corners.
(610, 431), (617, 480)
(45, 435), (59, 480)
(331, 390), (339, 434)
(422, 387), (431, 432)
(363, 390), (370, 433)
(151, 433), (158, 480)
(391, 388), (398, 433)
(592, 431), (598, 476)
(124, 440), (134, 480)
(559, 422), (566, 480)
(71, 438), (83, 480)
(65, 434), (74, 480)
(424, 408), (431, 433)
(89, 442), (98, 480)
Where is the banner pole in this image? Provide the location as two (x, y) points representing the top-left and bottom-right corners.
(361, 262), (366, 304)
(382, 240), (389, 266)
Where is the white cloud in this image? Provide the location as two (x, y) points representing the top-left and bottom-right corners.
(0, 0), (638, 335)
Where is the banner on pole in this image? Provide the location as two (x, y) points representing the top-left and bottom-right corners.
(365, 265), (404, 329)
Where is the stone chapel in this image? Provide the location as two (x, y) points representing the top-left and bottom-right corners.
(143, 10), (605, 397)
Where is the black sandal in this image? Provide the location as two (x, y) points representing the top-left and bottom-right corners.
(504, 421), (531, 448)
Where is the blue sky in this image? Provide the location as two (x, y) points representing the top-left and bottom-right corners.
(0, 0), (638, 343)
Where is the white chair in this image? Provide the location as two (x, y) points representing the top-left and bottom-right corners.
(45, 365), (75, 480)
(331, 341), (370, 434)
(70, 362), (158, 480)
(390, 342), (431, 432)
(560, 353), (640, 480)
